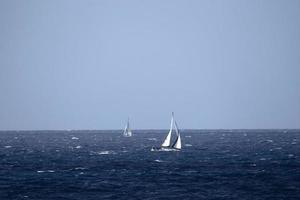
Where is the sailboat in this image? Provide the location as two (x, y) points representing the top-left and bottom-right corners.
(151, 112), (182, 151)
(123, 118), (132, 137)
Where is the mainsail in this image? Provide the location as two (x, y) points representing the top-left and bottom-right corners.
(161, 113), (174, 147)
(123, 118), (132, 137)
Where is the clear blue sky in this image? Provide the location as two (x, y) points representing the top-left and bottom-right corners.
(0, 0), (299, 130)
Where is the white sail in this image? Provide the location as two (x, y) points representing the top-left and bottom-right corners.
(173, 134), (181, 149)
(123, 123), (128, 136)
(172, 121), (182, 149)
(127, 126), (132, 137)
(161, 113), (174, 147)
(123, 118), (132, 137)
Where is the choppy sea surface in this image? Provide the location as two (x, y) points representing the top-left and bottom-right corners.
(0, 130), (299, 200)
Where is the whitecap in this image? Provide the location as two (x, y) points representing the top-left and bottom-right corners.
(266, 139), (273, 143)
(291, 142), (297, 145)
(288, 154), (294, 158)
(4, 145), (12, 148)
(37, 170), (55, 173)
(185, 144), (192, 147)
(90, 150), (116, 155)
(154, 159), (163, 163)
(147, 138), (157, 141)
(250, 163), (257, 167)
(275, 147), (282, 150)
(71, 137), (79, 140)
(75, 167), (86, 170)
(260, 158), (267, 161)
(75, 146), (82, 149)
(185, 136), (192, 138)
(98, 151), (113, 155)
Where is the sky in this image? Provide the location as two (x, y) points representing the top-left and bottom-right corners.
(0, 0), (299, 130)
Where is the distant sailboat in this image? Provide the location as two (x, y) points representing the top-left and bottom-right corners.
(151, 112), (182, 151)
(123, 118), (132, 137)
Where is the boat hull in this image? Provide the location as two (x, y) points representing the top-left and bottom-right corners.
(151, 147), (180, 152)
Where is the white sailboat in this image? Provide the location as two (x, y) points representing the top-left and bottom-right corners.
(123, 118), (132, 137)
(151, 112), (182, 151)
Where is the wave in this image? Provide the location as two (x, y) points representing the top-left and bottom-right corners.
(147, 138), (157, 141)
(37, 170), (55, 173)
(75, 167), (87, 170)
(90, 151), (116, 155)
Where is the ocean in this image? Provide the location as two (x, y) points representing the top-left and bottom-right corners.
(0, 130), (299, 200)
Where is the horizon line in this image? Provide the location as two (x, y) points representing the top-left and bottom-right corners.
(0, 128), (299, 132)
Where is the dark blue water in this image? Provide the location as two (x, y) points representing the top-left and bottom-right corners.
(0, 130), (299, 200)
